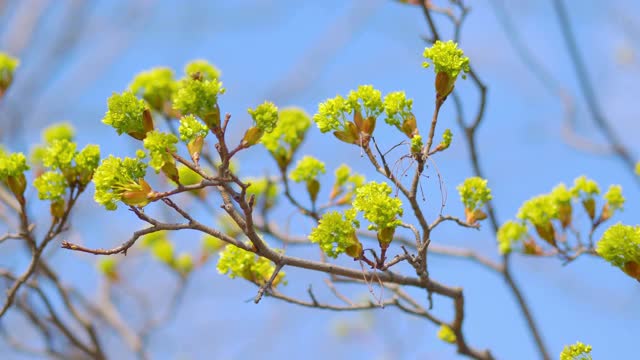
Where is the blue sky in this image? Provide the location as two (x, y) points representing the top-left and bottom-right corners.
(1, 1), (639, 359)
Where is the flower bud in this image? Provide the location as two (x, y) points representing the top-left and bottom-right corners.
(377, 227), (395, 249)
(306, 179), (320, 203)
(582, 198), (596, 220)
(345, 233), (363, 259)
(534, 222), (556, 247)
(242, 126), (264, 147)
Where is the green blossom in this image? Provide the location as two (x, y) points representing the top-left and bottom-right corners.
(331, 164), (365, 203)
(43, 122), (75, 144)
(261, 107), (311, 157)
(550, 183), (573, 204)
(178, 115), (208, 143)
(102, 91), (149, 136)
(75, 145), (101, 175)
(457, 177), (492, 211)
(140, 231), (168, 248)
(0, 52), (19, 91)
(0, 152), (29, 180)
(129, 67), (177, 110)
(42, 139), (77, 171)
(439, 129), (452, 149)
(175, 253), (194, 274)
(313, 95), (349, 133)
(571, 176), (600, 198)
(437, 324), (456, 344)
(96, 258), (118, 280)
(560, 341), (592, 360)
(248, 101), (279, 133)
(383, 91), (413, 128)
(411, 134), (423, 154)
(334, 164), (351, 187)
(173, 77), (224, 119)
(202, 234), (226, 254)
(604, 185), (624, 211)
(636, 162), (640, 176)
(34, 171), (68, 201)
(184, 59), (221, 81)
(517, 194), (558, 227)
(422, 40), (470, 80)
(289, 156), (326, 183)
(346, 85), (383, 119)
(93, 155), (148, 210)
(143, 130), (178, 172)
(309, 209), (361, 258)
(217, 244), (285, 286)
(497, 220), (528, 254)
(597, 223), (640, 269)
(151, 239), (175, 264)
(353, 181), (403, 231)
(245, 177), (278, 208)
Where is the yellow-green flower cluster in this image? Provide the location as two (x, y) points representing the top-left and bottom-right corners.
(140, 230), (168, 248)
(411, 135), (423, 154)
(217, 244), (285, 286)
(0, 151), (29, 202)
(102, 91), (149, 136)
(437, 324), (457, 344)
(560, 341), (592, 360)
(245, 177), (279, 209)
(202, 234), (226, 254)
(75, 145), (101, 180)
(353, 181), (403, 231)
(439, 129), (452, 149)
(175, 253), (194, 274)
(314, 95), (349, 133)
(309, 209), (361, 258)
(383, 91), (413, 128)
(422, 40), (470, 80)
(142, 130), (178, 172)
(331, 164), (365, 202)
(597, 223), (640, 269)
(93, 155), (148, 210)
(313, 85), (384, 134)
(97, 257), (118, 280)
(0, 52), (19, 91)
(0, 152), (29, 180)
(42, 139), (76, 171)
(516, 194), (558, 227)
(184, 59), (220, 81)
(457, 177), (492, 211)
(261, 107), (311, 166)
(173, 75), (224, 120)
(497, 220), (528, 254)
(43, 122), (75, 144)
(347, 85), (383, 119)
(248, 101), (279, 133)
(151, 238), (175, 264)
(141, 231), (196, 274)
(33, 134), (100, 201)
(571, 176), (600, 198)
(289, 156), (325, 183)
(334, 164), (351, 186)
(636, 162), (640, 176)
(129, 67), (177, 111)
(604, 185), (624, 211)
(32, 122), (76, 165)
(33, 171), (67, 201)
(551, 183), (573, 204)
(178, 115), (208, 143)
